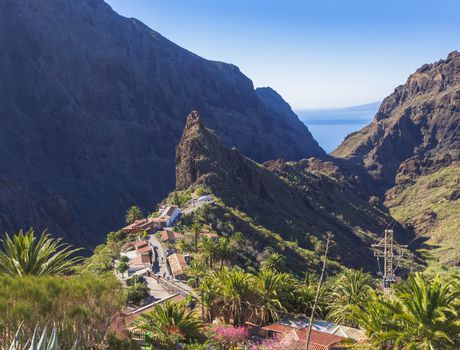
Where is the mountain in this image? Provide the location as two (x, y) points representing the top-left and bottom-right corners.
(0, 0), (323, 247)
(333, 52), (460, 266)
(175, 111), (411, 272)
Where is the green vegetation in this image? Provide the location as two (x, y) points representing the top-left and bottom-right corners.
(9, 325), (78, 350)
(169, 189), (193, 207)
(0, 274), (124, 349)
(127, 283), (150, 305)
(388, 166), (460, 267)
(125, 205), (143, 225)
(135, 301), (203, 347)
(0, 229), (82, 276)
(350, 273), (460, 349)
(327, 268), (373, 326)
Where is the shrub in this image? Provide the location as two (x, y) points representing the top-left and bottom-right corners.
(0, 274), (124, 349)
(127, 283), (149, 305)
(212, 325), (249, 348)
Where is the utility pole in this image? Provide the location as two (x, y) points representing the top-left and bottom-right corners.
(372, 229), (407, 294)
(305, 232), (333, 350)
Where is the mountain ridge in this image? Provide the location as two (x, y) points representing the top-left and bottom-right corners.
(0, 0), (323, 247)
(175, 111), (412, 272)
(333, 51), (460, 266)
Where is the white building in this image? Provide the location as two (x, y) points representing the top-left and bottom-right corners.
(159, 205), (180, 227)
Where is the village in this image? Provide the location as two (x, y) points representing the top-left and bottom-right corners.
(109, 192), (364, 350)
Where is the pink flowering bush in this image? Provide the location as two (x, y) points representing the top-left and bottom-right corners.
(213, 325), (249, 348)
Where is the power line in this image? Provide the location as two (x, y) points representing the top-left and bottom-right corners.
(372, 229), (407, 294)
(305, 232), (333, 350)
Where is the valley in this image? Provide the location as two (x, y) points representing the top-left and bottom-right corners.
(0, 0), (459, 349)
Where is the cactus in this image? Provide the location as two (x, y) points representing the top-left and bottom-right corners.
(9, 325), (78, 350)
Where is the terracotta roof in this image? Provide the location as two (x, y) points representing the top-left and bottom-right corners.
(261, 323), (344, 349)
(261, 323), (290, 333)
(161, 230), (184, 242)
(134, 240), (148, 247)
(295, 328), (344, 349)
(161, 229), (175, 242)
(134, 241), (148, 248)
(132, 253), (151, 266)
(168, 253), (188, 277)
(202, 231), (218, 239)
(136, 245), (151, 254)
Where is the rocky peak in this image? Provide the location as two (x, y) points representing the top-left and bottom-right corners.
(176, 111), (229, 191)
(333, 52), (460, 189)
(375, 51), (460, 122)
(332, 52), (460, 266)
(182, 110), (204, 136)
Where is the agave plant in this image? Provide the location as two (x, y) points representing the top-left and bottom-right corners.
(9, 325), (78, 350)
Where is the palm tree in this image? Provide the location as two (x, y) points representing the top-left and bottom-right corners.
(261, 252), (286, 272)
(381, 273), (460, 349)
(210, 267), (255, 326)
(175, 239), (190, 254)
(191, 222), (201, 252)
(254, 268), (294, 324)
(187, 259), (206, 288)
(135, 301), (202, 346)
(199, 237), (218, 269)
(351, 273), (460, 349)
(216, 237), (234, 268)
(125, 206), (143, 225)
(327, 268), (373, 326)
(0, 229), (82, 276)
(196, 278), (218, 323)
(349, 289), (394, 348)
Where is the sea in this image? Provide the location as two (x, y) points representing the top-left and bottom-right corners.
(296, 101), (380, 153)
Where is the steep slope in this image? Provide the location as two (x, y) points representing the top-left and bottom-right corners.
(0, 0), (323, 247)
(333, 52), (460, 266)
(176, 111), (412, 272)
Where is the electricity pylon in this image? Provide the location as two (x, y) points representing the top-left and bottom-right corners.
(372, 229), (407, 294)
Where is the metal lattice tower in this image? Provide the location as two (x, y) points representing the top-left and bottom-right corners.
(372, 229), (407, 294)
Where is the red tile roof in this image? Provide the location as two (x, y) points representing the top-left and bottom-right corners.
(295, 328), (344, 349)
(132, 253), (151, 266)
(261, 323), (344, 349)
(202, 231), (218, 239)
(134, 240), (148, 248)
(136, 245), (151, 254)
(168, 253), (188, 277)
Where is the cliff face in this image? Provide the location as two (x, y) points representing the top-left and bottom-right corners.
(333, 51), (460, 188)
(333, 52), (460, 266)
(0, 0), (323, 246)
(176, 112), (411, 271)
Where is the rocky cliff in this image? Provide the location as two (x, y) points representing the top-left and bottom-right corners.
(0, 0), (323, 247)
(333, 52), (460, 266)
(176, 111), (412, 272)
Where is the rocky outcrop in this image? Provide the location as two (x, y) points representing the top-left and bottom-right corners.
(176, 112), (411, 271)
(333, 51), (460, 189)
(0, 0), (323, 247)
(333, 52), (460, 265)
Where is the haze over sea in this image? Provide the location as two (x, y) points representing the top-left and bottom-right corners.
(297, 101), (381, 153)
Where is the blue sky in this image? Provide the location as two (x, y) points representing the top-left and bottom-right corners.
(105, 0), (460, 108)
